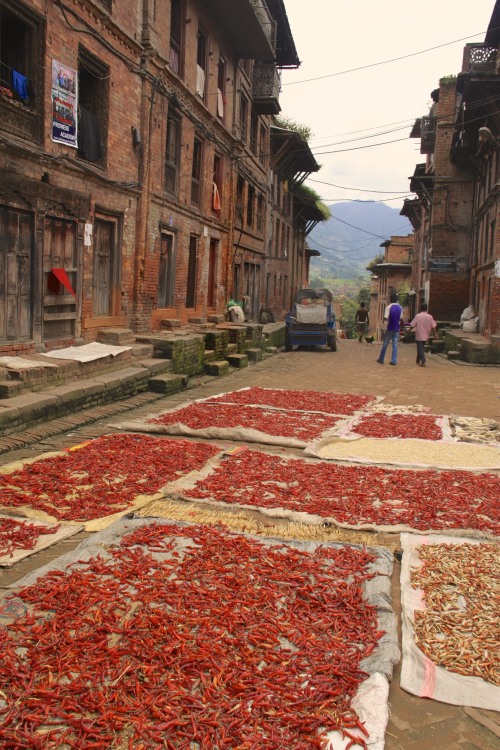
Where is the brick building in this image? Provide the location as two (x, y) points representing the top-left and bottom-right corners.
(0, 0), (319, 354)
(402, 78), (473, 326)
(401, 0), (500, 343)
(367, 235), (413, 339)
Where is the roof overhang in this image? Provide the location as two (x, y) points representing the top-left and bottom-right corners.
(270, 126), (319, 178)
(485, 0), (500, 47)
(208, 0), (275, 60)
(265, 0), (300, 67)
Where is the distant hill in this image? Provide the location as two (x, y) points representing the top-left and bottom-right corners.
(308, 202), (412, 280)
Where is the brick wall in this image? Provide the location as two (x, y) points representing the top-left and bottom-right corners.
(429, 273), (470, 321)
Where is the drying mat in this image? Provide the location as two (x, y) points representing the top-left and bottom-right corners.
(333, 412), (451, 442)
(166, 448), (500, 538)
(400, 533), (500, 711)
(113, 400), (349, 449)
(0, 434), (222, 531)
(135, 498), (400, 551)
(0, 518), (399, 749)
(450, 415), (500, 444)
(39, 342), (131, 362)
(305, 435), (500, 471)
(202, 386), (380, 415)
(0, 513), (83, 567)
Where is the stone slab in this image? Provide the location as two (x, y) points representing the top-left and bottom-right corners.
(148, 374), (187, 394)
(204, 360), (229, 376)
(246, 347), (263, 363)
(227, 353), (248, 369)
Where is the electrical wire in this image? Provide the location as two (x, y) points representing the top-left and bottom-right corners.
(281, 29), (492, 86)
(307, 178), (408, 194)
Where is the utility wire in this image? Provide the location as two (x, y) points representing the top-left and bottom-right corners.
(307, 178), (407, 194)
(281, 29), (491, 86)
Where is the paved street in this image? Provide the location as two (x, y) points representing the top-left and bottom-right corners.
(0, 339), (499, 749)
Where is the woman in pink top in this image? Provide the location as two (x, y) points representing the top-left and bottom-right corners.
(410, 303), (437, 367)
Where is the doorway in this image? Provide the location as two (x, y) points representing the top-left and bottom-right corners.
(0, 206), (33, 343)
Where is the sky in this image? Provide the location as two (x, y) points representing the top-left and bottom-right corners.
(279, 0), (496, 216)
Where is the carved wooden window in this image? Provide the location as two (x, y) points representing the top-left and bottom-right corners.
(165, 109), (181, 195)
(170, 0), (183, 75)
(191, 136), (203, 206)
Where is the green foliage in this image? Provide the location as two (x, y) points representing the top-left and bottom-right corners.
(294, 183), (330, 221)
(341, 298), (359, 339)
(366, 253), (385, 273)
(357, 287), (370, 306)
(273, 115), (313, 143)
(310, 277), (326, 289)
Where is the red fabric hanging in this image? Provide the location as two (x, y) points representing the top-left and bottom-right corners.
(50, 268), (77, 298)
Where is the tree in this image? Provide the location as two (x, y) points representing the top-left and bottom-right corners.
(341, 298), (359, 339)
(310, 277), (325, 289)
(357, 287), (370, 306)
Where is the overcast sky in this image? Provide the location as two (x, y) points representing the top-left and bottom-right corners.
(279, 0), (496, 214)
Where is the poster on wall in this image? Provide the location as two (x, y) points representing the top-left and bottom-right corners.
(51, 61), (78, 148)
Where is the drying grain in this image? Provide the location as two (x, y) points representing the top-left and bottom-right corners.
(317, 437), (500, 469)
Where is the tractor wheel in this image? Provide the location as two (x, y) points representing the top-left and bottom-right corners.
(284, 329), (292, 352)
(329, 337), (337, 352)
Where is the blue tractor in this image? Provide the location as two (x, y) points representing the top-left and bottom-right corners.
(285, 288), (337, 352)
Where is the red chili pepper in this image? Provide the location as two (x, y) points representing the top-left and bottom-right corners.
(184, 449), (500, 535)
(0, 523), (382, 748)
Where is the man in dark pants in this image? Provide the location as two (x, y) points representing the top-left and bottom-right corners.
(376, 293), (403, 366)
(355, 302), (369, 342)
(410, 303), (437, 367)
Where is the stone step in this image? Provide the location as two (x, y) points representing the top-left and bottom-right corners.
(0, 380), (25, 399)
(138, 358), (173, 375)
(130, 343), (154, 358)
(430, 340), (445, 353)
(227, 353), (248, 369)
(0, 367), (151, 437)
(447, 350), (462, 360)
(246, 347), (263, 363)
(203, 349), (217, 363)
(97, 327), (136, 345)
(148, 373), (188, 394)
(204, 360), (229, 376)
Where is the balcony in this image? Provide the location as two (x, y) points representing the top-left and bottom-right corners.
(253, 63), (280, 114)
(420, 116), (436, 155)
(461, 44), (498, 75)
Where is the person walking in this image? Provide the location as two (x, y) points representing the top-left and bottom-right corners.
(410, 303), (437, 367)
(355, 302), (370, 342)
(376, 293), (403, 366)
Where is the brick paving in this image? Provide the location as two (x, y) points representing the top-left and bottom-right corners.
(0, 339), (499, 749)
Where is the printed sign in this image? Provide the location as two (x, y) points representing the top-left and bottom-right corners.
(428, 257), (467, 273)
(51, 61), (78, 148)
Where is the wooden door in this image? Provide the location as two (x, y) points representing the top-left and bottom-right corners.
(186, 235), (197, 308)
(93, 219), (114, 316)
(207, 239), (217, 308)
(0, 207), (33, 343)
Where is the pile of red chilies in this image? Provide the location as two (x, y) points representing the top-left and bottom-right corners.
(185, 450), (500, 534)
(0, 524), (382, 749)
(0, 435), (219, 522)
(0, 518), (60, 559)
(205, 387), (374, 415)
(149, 403), (340, 440)
(352, 413), (443, 441)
